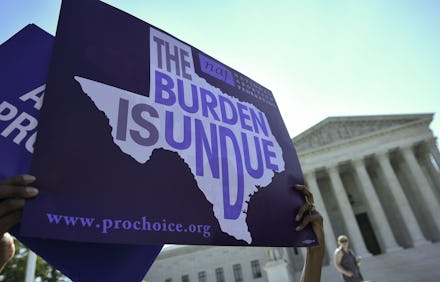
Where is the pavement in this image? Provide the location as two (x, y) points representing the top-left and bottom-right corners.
(319, 242), (440, 282)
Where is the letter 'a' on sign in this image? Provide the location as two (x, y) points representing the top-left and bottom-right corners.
(21, 0), (316, 247)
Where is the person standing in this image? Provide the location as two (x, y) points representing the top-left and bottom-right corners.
(334, 235), (364, 282)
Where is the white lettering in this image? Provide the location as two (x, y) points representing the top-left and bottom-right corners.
(19, 84), (46, 110)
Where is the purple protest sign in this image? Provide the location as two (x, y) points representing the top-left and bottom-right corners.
(21, 0), (316, 247)
(0, 24), (161, 282)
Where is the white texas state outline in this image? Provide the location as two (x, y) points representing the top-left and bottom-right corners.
(73, 27), (285, 244)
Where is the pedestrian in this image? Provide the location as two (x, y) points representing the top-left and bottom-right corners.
(334, 235), (364, 282)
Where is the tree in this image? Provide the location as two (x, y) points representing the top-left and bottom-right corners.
(0, 239), (68, 282)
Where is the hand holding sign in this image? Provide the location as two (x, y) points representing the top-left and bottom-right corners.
(0, 174), (38, 271)
(0, 175), (38, 235)
(294, 184), (325, 282)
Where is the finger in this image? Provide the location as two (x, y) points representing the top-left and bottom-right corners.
(296, 214), (312, 231)
(294, 184), (314, 204)
(295, 202), (315, 221)
(1, 175), (36, 186)
(0, 233), (15, 272)
(295, 212), (322, 231)
(0, 233), (15, 257)
(0, 198), (26, 218)
(0, 211), (22, 235)
(0, 185), (39, 200)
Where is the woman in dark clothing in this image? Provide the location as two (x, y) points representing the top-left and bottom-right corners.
(334, 235), (364, 282)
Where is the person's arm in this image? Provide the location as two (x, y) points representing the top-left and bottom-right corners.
(334, 249), (353, 277)
(0, 174), (39, 271)
(294, 185), (325, 282)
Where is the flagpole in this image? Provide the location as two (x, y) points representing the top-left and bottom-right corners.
(25, 250), (37, 282)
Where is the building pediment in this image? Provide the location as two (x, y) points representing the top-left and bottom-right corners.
(292, 113), (433, 152)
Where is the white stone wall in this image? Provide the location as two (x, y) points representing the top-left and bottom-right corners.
(145, 246), (272, 282)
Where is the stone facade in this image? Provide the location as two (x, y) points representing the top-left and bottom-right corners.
(145, 113), (440, 282)
(145, 245), (277, 282)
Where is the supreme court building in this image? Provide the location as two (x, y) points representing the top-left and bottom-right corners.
(145, 113), (440, 282)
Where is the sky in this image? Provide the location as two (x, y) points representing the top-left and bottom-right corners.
(1, 0), (439, 140)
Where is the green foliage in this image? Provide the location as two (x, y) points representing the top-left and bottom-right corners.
(0, 239), (68, 282)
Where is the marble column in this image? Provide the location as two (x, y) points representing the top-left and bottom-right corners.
(426, 140), (440, 187)
(376, 152), (428, 246)
(327, 165), (371, 257)
(427, 139), (440, 169)
(400, 145), (440, 232)
(304, 172), (338, 257)
(352, 158), (401, 252)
